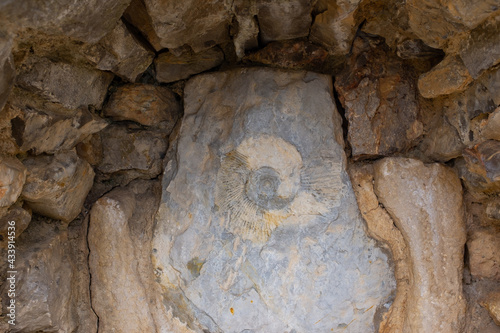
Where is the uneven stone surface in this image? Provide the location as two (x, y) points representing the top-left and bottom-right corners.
(153, 68), (395, 332)
(463, 140), (500, 193)
(155, 47), (224, 84)
(373, 157), (466, 333)
(0, 203), (31, 248)
(0, 156), (26, 208)
(84, 20), (154, 82)
(335, 35), (422, 158)
(76, 133), (103, 167)
(21, 151), (95, 222)
(483, 291), (500, 326)
(0, 0), (131, 43)
(468, 229), (500, 280)
(97, 124), (168, 179)
(0, 103), (24, 156)
(483, 107), (500, 141)
(418, 56), (473, 98)
(122, 0), (163, 51)
(16, 56), (113, 110)
(104, 84), (181, 129)
(89, 180), (193, 333)
(0, 33), (15, 113)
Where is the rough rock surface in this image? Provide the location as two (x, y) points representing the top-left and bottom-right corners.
(16, 56), (113, 110)
(89, 180), (193, 333)
(21, 151), (95, 222)
(84, 20), (154, 82)
(463, 140), (500, 193)
(335, 35), (422, 158)
(418, 56), (472, 98)
(97, 124), (168, 180)
(155, 47), (224, 84)
(0, 33), (15, 113)
(76, 133), (103, 166)
(104, 84), (181, 129)
(152, 68), (395, 332)
(468, 229), (500, 280)
(0, 203), (31, 247)
(483, 291), (500, 326)
(0, 156), (26, 208)
(373, 157), (466, 333)
(483, 107), (500, 141)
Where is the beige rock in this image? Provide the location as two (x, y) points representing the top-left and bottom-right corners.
(89, 180), (195, 333)
(0, 156), (26, 208)
(84, 20), (154, 82)
(22, 151), (95, 222)
(418, 56), (473, 98)
(16, 56), (113, 110)
(155, 47), (224, 84)
(142, 0), (231, 53)
(103, 84), (181, 129)
(373, 157), (466, 333)
(482, 291), (500, 326)
(468, 229), (500, 280)
(0, 0), (131, 44)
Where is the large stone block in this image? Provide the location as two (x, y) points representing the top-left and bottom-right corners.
(152, 68), (395, 332)
(373, 158), (466, 333)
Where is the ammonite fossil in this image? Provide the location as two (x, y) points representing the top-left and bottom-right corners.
(215, 135), (343, 242)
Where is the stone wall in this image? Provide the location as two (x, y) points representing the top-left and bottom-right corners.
(0, 1), (499, 332)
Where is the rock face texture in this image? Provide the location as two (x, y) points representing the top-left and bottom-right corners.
(373, 158), (467, 333)
(152, 68), (395, 332)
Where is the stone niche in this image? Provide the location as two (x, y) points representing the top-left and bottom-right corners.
(152, 68), (395, 332)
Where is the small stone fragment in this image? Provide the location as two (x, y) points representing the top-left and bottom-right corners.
(464, 140), (500, 183)
(16, 56), (113, 110)
(482, 291), (500, 326)
(0, 32), (15, 113)
(0, 156), (27, 208)
(22, 151), (95, 222)
(84, 20), (154, 82)
(418, 56), (473, 98)
(76, 132), (103, 166)
(103, 84), (181, 130)
(468, 229), (500, 280)
(483, 107), (500, 141)
(155, 47), (224, 83)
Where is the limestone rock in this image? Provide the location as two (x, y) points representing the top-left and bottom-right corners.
(16, 56), (113, 110)
(97, 124), (168, 179)
(460, 15), (500, 79)
(141, 0), (231, 53)
(16, 105), (108, 155)
(89, 180), (194, 333)
(244, 40), (329, 72)
(418, 56), (473, 98)
(0, 0), (131, 44)
(482, 291), (500, 326)
(257, 0), (313, 43)
(84, 20), (154, 82)
(309, 0), (361, 55)
(373, 157), (467, 333)
(0, 32), (15, 113)
(103, 84), (181, 129)
(155, 47), (224, 84)
(153, 68), (395, 332)
(468, 229), (500, 280)
(0, 156), (26, 208)
(22, 151), (95, 222)
(335, 35), (422, 158)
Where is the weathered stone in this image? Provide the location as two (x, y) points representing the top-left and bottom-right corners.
(463, 278), (500, 333)
(22, 151), (95, 222)
(257, 0), (313, 43)
(76, 133), (103, 166)
(84, 20), (154, 82)
(0, 203), (31, 247)
(16, 56), (113, 110)
(142, 0), (231, 53)
(89, 180), (194, 333)
(468, 229), (500, 280)
(103, 84), (181, 129)
(418, 56), (473, 98)
(0, 0), (131, 44)
(335, 35), (422, 158)
(15, 105), (108, 155)
(0, 103), (24, 156)
(396, 39), (445, 59)
(348, 163), (410, 333)
(486, 198), (500, 221)
(244, 40), (329, 72)
(153, 68), (395, 332)
(0, 156), (26, 208)
(460, 15), (500, 78)
(232, 2), (259, 59)
(122, 0), (163, 51)
(0, 32), (15, 113)
(483, 107), (500, 141)
(464, 140), (500, 189)
(417, 114), (464, 162)
(373, 157), (466, 333)
(443, 0), (500, 29)
(482, 291), (500, 326)
(155, 47), (224, 83)
(309, 0), (361, 55)
(1, 218), (78, 332)
(97, 124), (167, 179)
